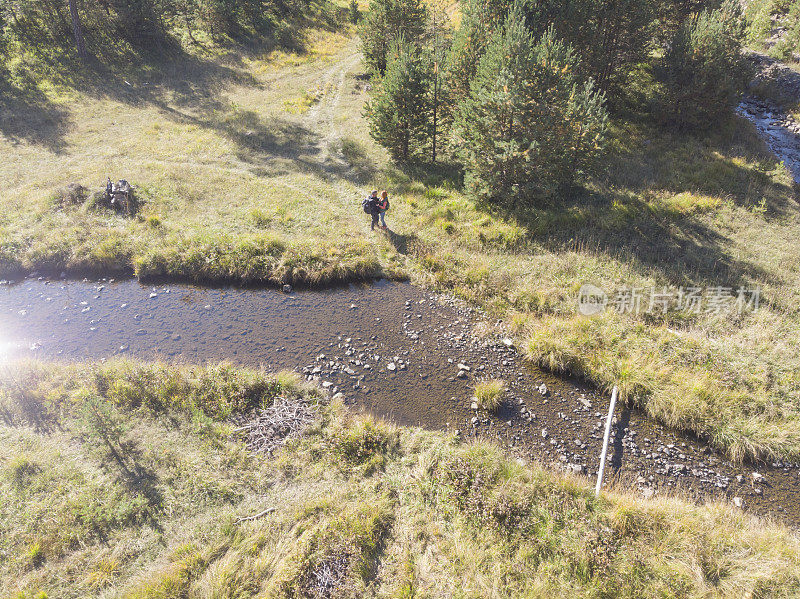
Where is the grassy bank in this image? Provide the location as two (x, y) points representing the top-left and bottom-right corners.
(2, 26), (800, 460)
(0, 23), (400, 288)
(2, 360), (799, 598)
(400, 117), (800, 463)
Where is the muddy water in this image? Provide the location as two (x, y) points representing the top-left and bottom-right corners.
(1, 277), (798, 526)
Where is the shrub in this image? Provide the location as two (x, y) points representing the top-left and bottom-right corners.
(452, 12), (608, 206)
(51, 183), (87, 209)
(330, 415), (398, 473)
(655, 0), (752, 130)
(26, 542), (44, 568)
(473, 378), (505, 412)
(9, 455), (39, 486)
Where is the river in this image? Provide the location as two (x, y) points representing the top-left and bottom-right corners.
(1, 276), (798, 526)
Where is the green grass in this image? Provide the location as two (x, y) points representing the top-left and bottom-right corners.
(473, 378), (506, 413)
(2, 27), (800, 460)
(2, 360), (800, 598)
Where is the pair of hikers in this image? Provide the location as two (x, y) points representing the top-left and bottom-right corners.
(362, 189), (390, 231)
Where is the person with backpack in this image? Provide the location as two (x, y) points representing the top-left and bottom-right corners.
(377, 190), (390, 229)
(362, 189), (381, 231)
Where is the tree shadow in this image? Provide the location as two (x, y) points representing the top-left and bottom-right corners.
(92, 431), (165, 533)
(0, 68), (69, 152)
(0, 0), (334, 155)
(491, 117), (796, 292)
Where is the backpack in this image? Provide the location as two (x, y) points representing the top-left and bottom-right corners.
(362, 196), (371, 213)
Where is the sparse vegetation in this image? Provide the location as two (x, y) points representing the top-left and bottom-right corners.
(2, 361), (800, 598)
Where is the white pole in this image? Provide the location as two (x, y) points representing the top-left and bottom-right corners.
(595, 385), (618, 497)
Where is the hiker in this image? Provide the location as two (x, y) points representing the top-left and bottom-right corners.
(362, 189), (381, 231)
(377, 190), (390, 229)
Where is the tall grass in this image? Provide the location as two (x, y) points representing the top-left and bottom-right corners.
(472, 378), (505, 413)
(2, 361), (799, 598)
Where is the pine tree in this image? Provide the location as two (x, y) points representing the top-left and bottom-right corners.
(655, 0), (751, 130)
(452, 8), (608, 206)
(359, 0), (428, 76)
(445, 0), (508, 104)
(446, 0), (654, 101)
(365, 39), (433, 161)
(427, 0), (452, 162)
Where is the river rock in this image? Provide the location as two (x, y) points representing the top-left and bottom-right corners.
(538, 383), (548, 396)
(387, 363), (396, 371)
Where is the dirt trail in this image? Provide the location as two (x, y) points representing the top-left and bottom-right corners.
(1, 277), (799, 527)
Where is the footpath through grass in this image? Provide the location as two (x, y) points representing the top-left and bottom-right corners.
(2, 29), (800, 461)
(2, 360), (799, 598)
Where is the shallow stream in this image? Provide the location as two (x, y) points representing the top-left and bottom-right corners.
(0, 276), (798, 525)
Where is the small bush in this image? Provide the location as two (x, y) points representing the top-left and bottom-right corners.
(330, 415), (398, 473)
(51, 183), (87, 209)
(9, 455), (40, 486)
(473, 378), (505, 412)
(26, 542), (44, 568)
(250, 208), (271, 227)
(85, 557), (120, 589)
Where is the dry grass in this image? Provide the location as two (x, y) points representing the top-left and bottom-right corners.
(1, 360), (799, 598)
(472, 378), (505, 413)
(0, 25), (395, 287)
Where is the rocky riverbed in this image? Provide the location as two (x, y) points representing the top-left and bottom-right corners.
(739, 52), (800, 182)
(0, 275), (798, 526)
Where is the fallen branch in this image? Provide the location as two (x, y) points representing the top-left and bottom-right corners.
(232, 395), (318, 455)
(236, 507), (276, 523)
